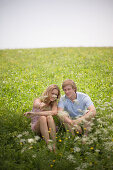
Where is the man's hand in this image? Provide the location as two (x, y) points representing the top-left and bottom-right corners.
(72, 118), (82, 125)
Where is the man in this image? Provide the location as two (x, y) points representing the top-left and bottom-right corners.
(58, 79), (96, 135)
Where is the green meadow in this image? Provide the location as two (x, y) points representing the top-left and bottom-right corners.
(0, 47), (113, 170)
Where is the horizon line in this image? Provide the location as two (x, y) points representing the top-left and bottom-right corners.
(0, 46), (113, 50)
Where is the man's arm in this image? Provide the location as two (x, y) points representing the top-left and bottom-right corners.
(72, 105), (96, 125)
(58, 107), (73, 125)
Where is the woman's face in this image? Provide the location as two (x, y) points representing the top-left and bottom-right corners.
(49, 89), (58, 101)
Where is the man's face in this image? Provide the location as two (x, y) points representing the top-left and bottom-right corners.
(63, 85), (75, 99)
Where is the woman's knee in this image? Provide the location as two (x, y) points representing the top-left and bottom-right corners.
(47, 115), (53, 121)
(39, 116), (47, 122)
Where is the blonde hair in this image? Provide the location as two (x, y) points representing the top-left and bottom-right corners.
(62, 79), (77, 92)
(40, 84), (60, 103)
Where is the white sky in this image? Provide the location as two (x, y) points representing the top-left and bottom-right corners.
(0, 0), (113, 49)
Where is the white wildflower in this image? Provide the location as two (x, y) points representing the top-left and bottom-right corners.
(34, 136), (40, 141)
(82, 136), (88, 143)
(92, 137), (98, 142)
(62, 96), (66, 101)
(28, 138), (35, 143)
(81, 163), (88, 169)
(74, 147), (81, 152)
(83, 110), (89, 114)
(21, 147), (27, 153)
(67, 154), (76, 163)
(95, 149), (100, 153)
(20, 139), (26, 143)
(48, 139), (53, 143)
(48, 144), (53, 150)
(73, 99), (79, 105)
(101, 107), (105, 111)
(81, 119), (88, 124)
(94, 129), (101, 135)
(67, 154), (74, 160)
(74, 136), (80, 142)
(75, 166), (81, 170)
(77, 109), (83, 113)
(17, 134), (22, 138)
(58, 111), (69, 117)
(102, 128), (109, 135)
(32, 154), (36, 158)
(87, 139), (94, 145)
(22, 131), (29, 136)
(52, 94), (57, 98)
(97, 118), (103, 124)
(104, 141), (113, 151)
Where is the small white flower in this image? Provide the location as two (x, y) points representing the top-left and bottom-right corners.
(83, 110), (89, 114)
(62, 96), (66, 101)
(58, 111), (69, 117)
(67, 154), (76, 163)
(52, 94), (57, 98)
(21, 147), (27, 153)
(20, 139), (26, 143)
(34, 136), (40, 141)
(17, 134), (22, 138)
(95, 149), (100, 153)
(28, 138), (35, 143)
(74, 147), (81, 152)
(82, 136), (88, 143)
(73, 99), (79, 105)
(74, 136), (80, 142)
(67, 154), (74, 160)
(48, 139), (53, 143)
(32, 154), (36, 158)
(22, 131), (29, 136)
(48, 144), (53, 150)
(77, 109), (83, 113)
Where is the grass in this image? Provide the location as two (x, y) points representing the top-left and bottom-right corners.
(0, 47), (113, 170)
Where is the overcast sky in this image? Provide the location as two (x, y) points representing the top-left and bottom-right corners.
(0, 0), (113, 49)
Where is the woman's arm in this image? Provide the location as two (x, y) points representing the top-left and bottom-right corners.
(24, 99), (58, 117)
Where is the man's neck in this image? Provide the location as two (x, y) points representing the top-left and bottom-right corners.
(69, 93), (77, 101)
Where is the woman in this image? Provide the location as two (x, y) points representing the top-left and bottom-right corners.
(24, 84), (60, 151)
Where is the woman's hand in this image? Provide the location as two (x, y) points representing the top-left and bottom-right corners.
(51, 111), (57, 116)
(24, 112), (35, 118)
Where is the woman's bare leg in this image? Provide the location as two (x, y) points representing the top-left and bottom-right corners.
(47, 116), (56, 151)
(39, 116), (49, 144)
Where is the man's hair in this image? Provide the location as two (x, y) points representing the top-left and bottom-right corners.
(62, 79), (77, 92)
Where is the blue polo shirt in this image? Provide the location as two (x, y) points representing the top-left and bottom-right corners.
(58, 92), (94, 118)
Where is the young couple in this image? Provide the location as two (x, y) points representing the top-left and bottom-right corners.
(24, 79), (96, 151)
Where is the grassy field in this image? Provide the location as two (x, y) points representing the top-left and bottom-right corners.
(0, 47), (113, 170)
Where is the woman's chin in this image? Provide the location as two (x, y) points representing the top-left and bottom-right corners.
(50, 98), (55, 102)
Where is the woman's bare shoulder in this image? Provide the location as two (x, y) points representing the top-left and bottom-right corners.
(33, 98), (41, 108)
